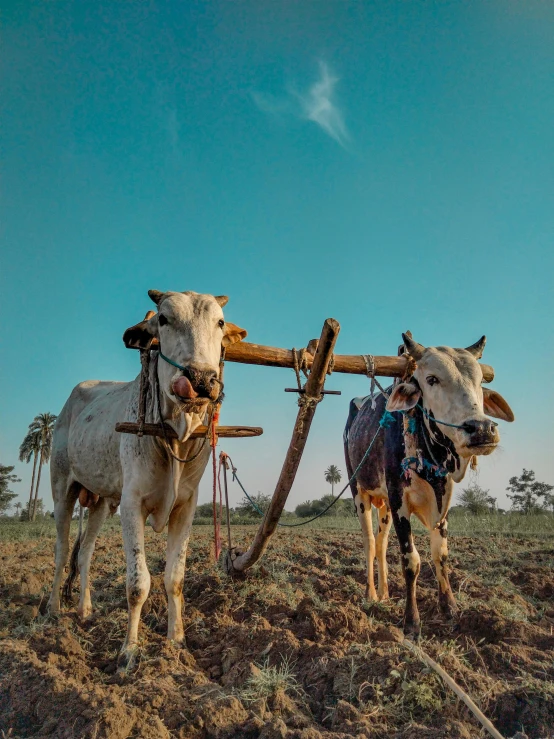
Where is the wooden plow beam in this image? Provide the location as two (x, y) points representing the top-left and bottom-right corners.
(225, 318), (340, 574)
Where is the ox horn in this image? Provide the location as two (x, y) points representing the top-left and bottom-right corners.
(214, 295), (229, 307)
(465, 335), (487, 359)
(148, 289), (165, 305)
(402, 332), (425, 360)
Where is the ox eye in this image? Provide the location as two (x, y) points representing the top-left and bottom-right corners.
(426, 375), (439, 386)
(158, 314), (168, 327)
(218, 319), (225, 329)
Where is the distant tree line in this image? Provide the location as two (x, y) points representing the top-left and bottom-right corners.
(457, 469), (553, 515)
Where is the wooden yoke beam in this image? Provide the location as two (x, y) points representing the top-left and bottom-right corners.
(225, 318), (341, 574)
(140, 337), (494, 382)
(223, 341), (495, 383)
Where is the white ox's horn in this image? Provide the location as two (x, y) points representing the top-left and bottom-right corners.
(465, 335), (487, 359)
(402, 333), (425, 360)
(148, 289), (165, 306)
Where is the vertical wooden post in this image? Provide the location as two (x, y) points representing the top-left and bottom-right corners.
(225, 318), (340, 574)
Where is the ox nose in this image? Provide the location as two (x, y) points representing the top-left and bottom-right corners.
(462, 419), (499, 444)
(184, 367), (219, 399)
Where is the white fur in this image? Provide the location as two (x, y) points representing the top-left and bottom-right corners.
(47, 292), (226, 668)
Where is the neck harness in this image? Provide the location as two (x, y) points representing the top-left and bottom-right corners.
(400, 399), (465, 480)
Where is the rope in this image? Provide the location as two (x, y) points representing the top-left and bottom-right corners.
(402, 640), (505, 739)
(223, 410), (397, 528)
(291, 347), (309, 391)
(401, 455), (448, 479)
(211, 409), (221, 560)
(417, 403), (480, 431)
(402, 353), (417, 380)
(362, 354), (390, 409)
(219, 453), (233, 551)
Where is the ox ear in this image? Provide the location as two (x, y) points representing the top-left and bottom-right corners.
(386, 382), (421, 412)
(483, 388), (514, 422)
(222, 322), (247, 347)
(123, 311), (158, 350)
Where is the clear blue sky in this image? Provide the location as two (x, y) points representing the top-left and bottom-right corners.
(1, 1), (553, 512)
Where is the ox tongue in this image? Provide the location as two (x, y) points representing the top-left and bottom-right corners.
(172, 376), (198, 400)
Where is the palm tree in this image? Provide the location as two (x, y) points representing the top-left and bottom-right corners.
(324, 464), (342, 496)
(20, 413), (57, 521)
(14, 502), (22, 518)
(19, 428), (41, 519)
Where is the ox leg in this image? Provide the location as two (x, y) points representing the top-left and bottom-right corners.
(119, 498), (150, 671)
(430, 520), (457, 618)
(392, 508), (421, 639)
(77, 497), (110, 620)
(375, 503), (392, 601)
(355, 485), (377, 601)
(164, 495), (197, 643)
(48, 485), (78, 614)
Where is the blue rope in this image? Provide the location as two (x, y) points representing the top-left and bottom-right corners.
(159, 351), (186, 372)
(416, 403), (467, 430)
(230, 408), (395, 527)
(401, 456), (448, 478)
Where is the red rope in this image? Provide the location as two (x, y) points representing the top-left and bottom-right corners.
(211, 409), (222, 560)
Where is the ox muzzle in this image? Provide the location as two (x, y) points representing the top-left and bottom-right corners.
(461, 418), (499, 454)
(171, 366), (220, 403)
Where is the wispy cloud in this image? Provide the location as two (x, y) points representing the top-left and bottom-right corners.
(297, 62), (348, 147)
(252, 61), (349, 148)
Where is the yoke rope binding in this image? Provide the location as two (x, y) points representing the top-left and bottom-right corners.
(362, 354), (390, 409)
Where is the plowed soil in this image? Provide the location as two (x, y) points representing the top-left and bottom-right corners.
(1, 523), (553, 738)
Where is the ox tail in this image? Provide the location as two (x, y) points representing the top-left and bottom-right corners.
(62, 503), (83, 604)
(344, 399), (361, 500)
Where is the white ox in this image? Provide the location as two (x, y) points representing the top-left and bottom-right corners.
(48, 290), (246, 669)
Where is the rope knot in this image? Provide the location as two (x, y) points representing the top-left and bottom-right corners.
(402, 353), (418, 380)
(362, 354), (390, 408)
(379, 410), (397, 428)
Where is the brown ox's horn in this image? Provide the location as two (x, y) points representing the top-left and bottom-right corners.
(465, 335), (487, 359)
(148, 289), (165, 306)
(402, 332), (425, 360)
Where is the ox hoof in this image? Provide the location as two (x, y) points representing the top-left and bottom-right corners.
(439, 595), (458, 620)
(403, 621), (421, 643)
(117, 645), (139, 675)
(46, 599), (61, 616)
(77, 606), (92, 622)
(364, 585), (379, 601)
